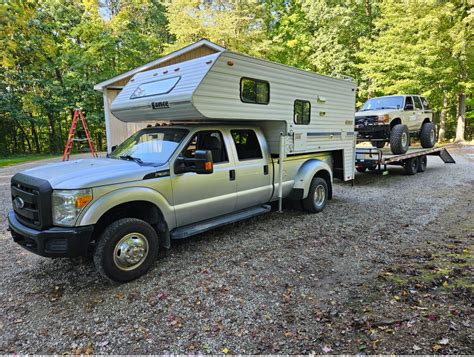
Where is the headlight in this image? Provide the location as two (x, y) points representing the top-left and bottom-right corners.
(52, 189), (92, 226)
(378, 114), (390, 123)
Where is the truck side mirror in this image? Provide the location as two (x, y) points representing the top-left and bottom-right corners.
(175, 150), (213, 175)
(111, 145), (117, 152)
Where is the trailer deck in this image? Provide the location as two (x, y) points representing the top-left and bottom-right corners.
(355, 145), (456, 175)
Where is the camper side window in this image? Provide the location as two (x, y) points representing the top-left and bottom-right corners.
(231, 130), (263, 160)
(294, 100), (311, 125)
(240, 78), (269, 105)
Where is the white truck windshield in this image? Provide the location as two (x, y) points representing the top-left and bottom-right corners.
(110, 128), (188, 165)
(359, 96), (404, 111)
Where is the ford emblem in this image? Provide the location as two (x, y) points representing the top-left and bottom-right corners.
(14, 196), (25, 209)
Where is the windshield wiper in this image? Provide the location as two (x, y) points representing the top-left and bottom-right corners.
(119, 155), (143, 164)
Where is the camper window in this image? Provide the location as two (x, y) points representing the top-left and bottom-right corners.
(231, 130), (263, 160)
(240, 78), (269, 105)
(294, 100), (311, 125)
(130, 76), (181, 99)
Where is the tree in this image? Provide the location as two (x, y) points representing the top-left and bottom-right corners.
(165, 0), (268, 56)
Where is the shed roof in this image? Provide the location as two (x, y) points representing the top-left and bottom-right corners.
(94, 39), (225, 91)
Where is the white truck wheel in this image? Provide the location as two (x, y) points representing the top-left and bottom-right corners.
(302, 177), (329, 213)
(94, 218), (159, 282)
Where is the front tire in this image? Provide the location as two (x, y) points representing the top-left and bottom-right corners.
(302, 177), (329, 213)
(420, 122), (436, 148)
(390, 124), (410, 154)
(94, 218), (159, 282)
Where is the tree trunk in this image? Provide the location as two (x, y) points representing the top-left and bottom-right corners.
(47, 112), (58, 153)
(455, 92), (466, 142)
(16, 120), (32, 153)
(29, 118), (41, 153)
(438, 92), (448, 142)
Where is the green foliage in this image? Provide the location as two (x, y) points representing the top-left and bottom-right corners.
(0, 0), (471, 156)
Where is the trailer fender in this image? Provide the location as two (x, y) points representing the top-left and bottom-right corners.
(291, 159), (333, 200)
(77, 187), (176, 230)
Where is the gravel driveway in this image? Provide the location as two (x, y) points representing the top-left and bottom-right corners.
(1, 147), (473, 354)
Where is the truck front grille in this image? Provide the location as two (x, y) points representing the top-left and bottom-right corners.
(11, 183), (41, 227)
(11, 173), (53, 230)
(355, 115), (378, 126)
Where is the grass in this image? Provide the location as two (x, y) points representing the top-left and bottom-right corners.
(0, 153), (60, 168)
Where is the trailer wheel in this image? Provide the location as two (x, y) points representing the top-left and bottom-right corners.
(417, 155), (427, 172)
(372, 141), (385, 148)
(302, 177), (328, 213)
(404, 157), (419, 175)
(94, 218), (159, 282)
(390, 124), (410, 154)
(420, 122), (436, 148)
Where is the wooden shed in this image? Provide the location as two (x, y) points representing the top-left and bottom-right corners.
(94, 39), (225, 152)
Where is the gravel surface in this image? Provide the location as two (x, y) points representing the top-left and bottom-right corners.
(0, 146), (473, 354)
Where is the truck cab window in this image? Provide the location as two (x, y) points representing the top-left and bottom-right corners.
(404, 96), (414, 110)
(231, 130), (263, 160)
(240, 77), (269, 104)
(413, 96), (423, 110)
(420, 97), (431, 110)
(182, 131), (228, 164)
(294, 100), (311, 125)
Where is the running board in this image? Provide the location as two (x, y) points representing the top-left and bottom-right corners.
(170, 204), (272, 240)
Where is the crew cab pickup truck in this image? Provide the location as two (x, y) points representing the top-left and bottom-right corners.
(8, 124), (334, 282)
(355, 95), (436, 154)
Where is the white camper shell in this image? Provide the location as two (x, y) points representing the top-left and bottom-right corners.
(109, 47), (356, 181)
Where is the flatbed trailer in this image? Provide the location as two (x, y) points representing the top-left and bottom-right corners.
(355, 145), (456, 175)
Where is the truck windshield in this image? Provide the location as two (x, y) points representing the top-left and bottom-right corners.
(359, 96), (404, 111)
(110, 128), (188, 165)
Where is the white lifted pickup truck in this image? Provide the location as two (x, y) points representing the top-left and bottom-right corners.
(9, 124), (334, 282)
(355, 95), (436, 154)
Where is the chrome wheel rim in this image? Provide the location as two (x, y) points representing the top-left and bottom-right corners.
(313, 185), (326, 207)
(113, 233), (149, 271)
(401, 132), (408, 148)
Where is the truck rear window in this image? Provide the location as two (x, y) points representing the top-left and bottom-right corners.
(231, 130), (263, 160)
(130, 76), (181, 99)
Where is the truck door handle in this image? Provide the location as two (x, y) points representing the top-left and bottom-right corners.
(263, 165), (269, 175)
(229, 169), (236, 181)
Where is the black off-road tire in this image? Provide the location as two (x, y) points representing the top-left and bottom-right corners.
(420, 122), (436, 148)
(404, 157), (419, 175)
(417, 155), (427, 172)
(390, 124), (410, 154)
(372, 141), (385, 148)
(94, 218), (159, 283)
(302, 176), (329, 213)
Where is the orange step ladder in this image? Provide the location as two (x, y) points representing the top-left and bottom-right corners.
(62, 109), (98, 161)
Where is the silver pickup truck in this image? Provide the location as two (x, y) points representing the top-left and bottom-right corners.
(8, 124), (333, 282)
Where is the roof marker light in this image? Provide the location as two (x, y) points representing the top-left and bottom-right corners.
(227, 61), (234, 66)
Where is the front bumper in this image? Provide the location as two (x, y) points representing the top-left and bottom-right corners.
(8, 210), (94, 258)
(355, 123), (390, 139)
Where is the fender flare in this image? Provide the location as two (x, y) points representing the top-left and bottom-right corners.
(292, 159), (333, 199)
(77, 187), (175, 229)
